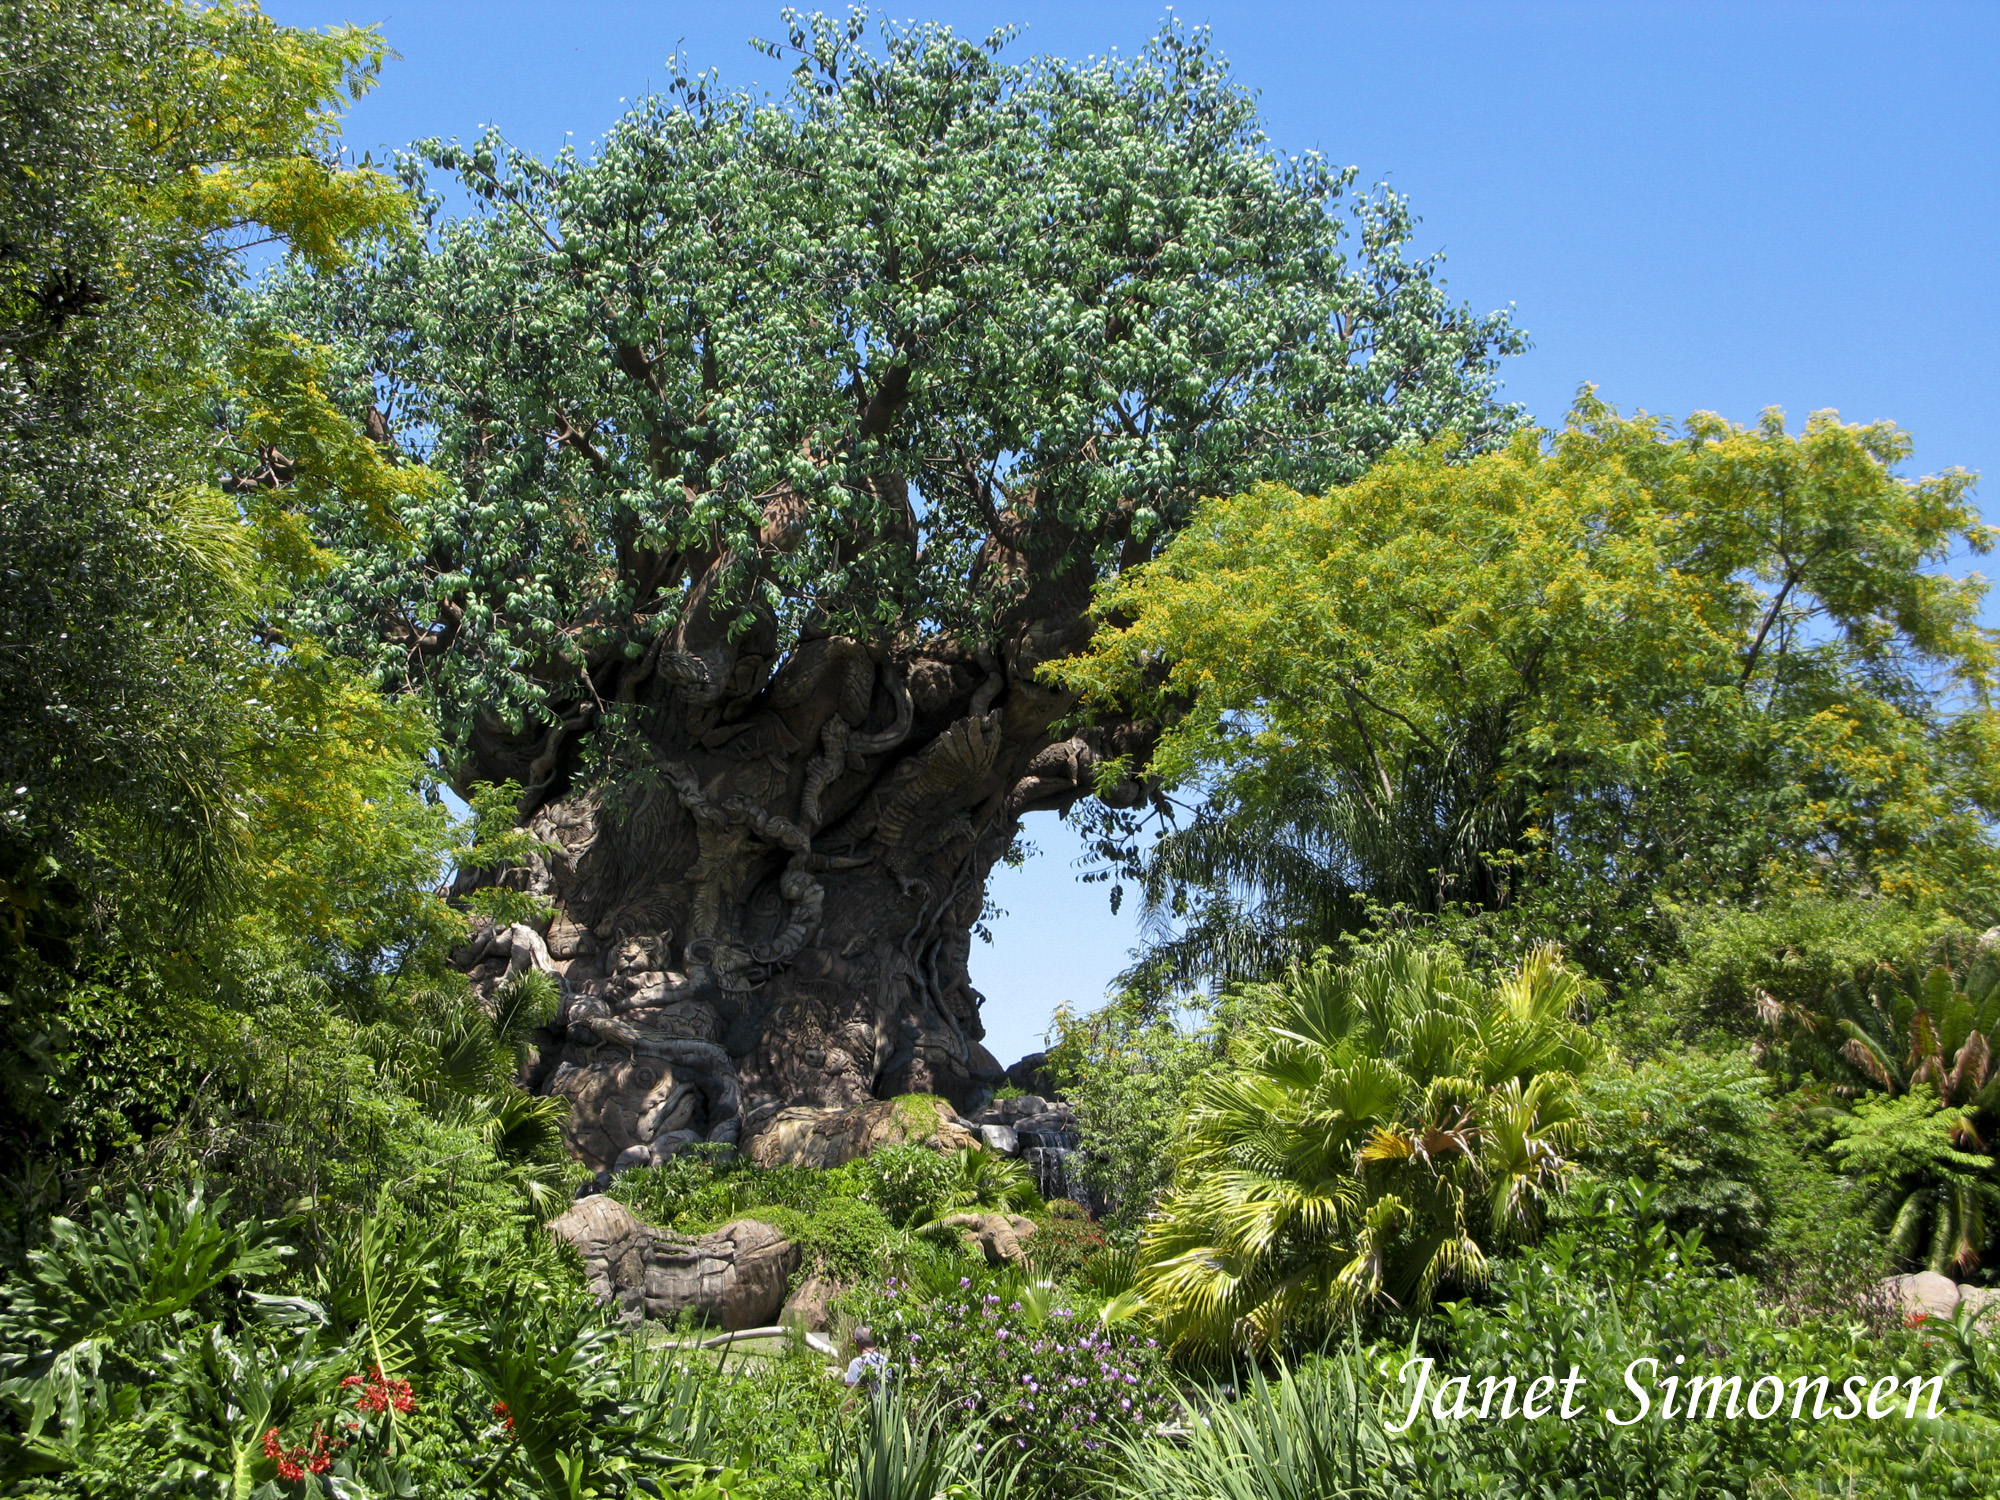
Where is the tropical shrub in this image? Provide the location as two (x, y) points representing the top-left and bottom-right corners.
(910, 1150), (1042, 1227)
(851, 1275), (1174, 1497)
(1137, 941), (1600, 1354)
(1579, 1048), (1779, 1266)
(1120, 1180), (2000, 1499)
(852, 1145), (962, 1232)
(611, 1146), (853, 1229)
(1022, 1206), (1109, 1284)
(0, 1186), (848, 1497)
(1750, 938), (2000, 1274)
(1831, 1088), (2000, 1275)
(1047, 995), (1226, 1232)
(1660, 894), (1970, 1033)
(1762, 951), (2000, 1119)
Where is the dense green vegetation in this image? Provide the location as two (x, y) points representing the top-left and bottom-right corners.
(4, 3), (1999, 1496)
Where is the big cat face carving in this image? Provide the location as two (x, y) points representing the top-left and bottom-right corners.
(612, 935), (666, 975)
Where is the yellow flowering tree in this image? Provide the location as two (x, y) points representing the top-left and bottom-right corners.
(1058, 394), (2000, 983)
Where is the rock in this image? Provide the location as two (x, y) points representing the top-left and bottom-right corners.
(1877, 1271), (1997, 1325)
(781, 1272), (840, 1332)
(644, 1219), (799, 1329)
(978, 1123), (1019, 1155)
(1014, 1110), (1078, 1148)
(967, 1042), (1005, 1097)
(546, 1195), (654, 1313)
(940, 1211), (1039, 1266)
(965, 1096), (1086, 1198)
(746, 1095), (982, 1169)
(1003, 1052), (1059, 1098)
(1883, 1271), (1965, 1321)
(547, 1198), (798, 1329)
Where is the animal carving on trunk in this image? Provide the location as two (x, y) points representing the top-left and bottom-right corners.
(506, 640), (1095, 1166)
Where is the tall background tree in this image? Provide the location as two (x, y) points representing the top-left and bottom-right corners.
(0, 0), (481, 1206)
(1064, 398), (2000, 995)
(268, 15), (1522, 1157)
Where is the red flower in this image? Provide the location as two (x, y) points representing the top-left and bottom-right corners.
(262, 1424), (345, 1485)
(1905, 1311), (1930, 1328)
(345, 1366), (417, 1415)
(492, 1399), (516, 1433)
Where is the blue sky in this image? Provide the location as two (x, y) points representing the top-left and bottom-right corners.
(268, 0), (2000, 1064)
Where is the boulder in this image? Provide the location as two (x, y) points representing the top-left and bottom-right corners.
(548, 1198), (798, 1329)
(1003, 1052), (1059, 1098)
(745, 1095), (982, 1169)
(1878, 1271), (1997, 1325)
(644, 1219), (798, 1329)
(977, 1123), (1020, 1156)
(780, 1272), (841, 1333)
(1013, 1110), (1079, 1148)
(940, 1211), (1039, 1267)
(548, 1194), (652, 1308)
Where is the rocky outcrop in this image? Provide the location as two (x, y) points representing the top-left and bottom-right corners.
(939, 1211), (1039, 1266)
(547, 1195), (798, 1328)
(1879, 1271), (2000, 1325)
(968, 1093), (1084, 1201)
(780, 1272), (840, 1332)
(1003, 1052), (1060, 1098)
(745, 1095), (982, 1169)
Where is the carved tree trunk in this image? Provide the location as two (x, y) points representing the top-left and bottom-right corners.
(473, 575), (1150, 1171)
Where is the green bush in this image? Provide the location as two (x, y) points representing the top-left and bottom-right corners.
(611, 1146), (847, 1231)
(1047, 994), (1225, 1233)
(1579, 1048), (1778, 1266)
(851, 1143), (959, 1230)
(742, 1197), (899, 1289)
(1023, 1211), (1109, 1284)
(1121, 1181), (1999, 1499)
(1657, 894), (1969, 1036)
(1832, 1087), (2000, 1275)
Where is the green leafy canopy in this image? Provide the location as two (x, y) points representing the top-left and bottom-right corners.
(260, 11), (1522, 771)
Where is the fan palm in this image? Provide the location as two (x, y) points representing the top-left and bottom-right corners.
(1136, 941), (1599, 1355)
(908, 1149), (1041, 1232)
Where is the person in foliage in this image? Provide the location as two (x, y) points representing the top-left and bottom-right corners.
(841, 1326), (889, 1402)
